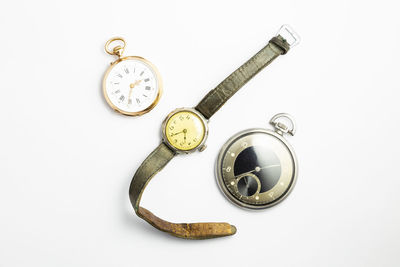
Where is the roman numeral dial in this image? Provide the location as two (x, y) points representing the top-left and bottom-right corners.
(103, 56), (162, 116)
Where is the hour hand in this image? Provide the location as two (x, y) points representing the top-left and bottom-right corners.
(129, 80), (142, 91)
(171, 131), (183, 136)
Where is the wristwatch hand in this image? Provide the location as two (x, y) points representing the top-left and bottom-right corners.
(183, 129), (187, 143)
(171, 131), (183, 136)
(171, 131), (182, 136)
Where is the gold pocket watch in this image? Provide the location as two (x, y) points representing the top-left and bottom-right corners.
(216, 113), (298, 209)
(103, 37), (162, 116)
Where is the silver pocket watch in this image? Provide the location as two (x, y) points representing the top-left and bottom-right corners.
(216, 113), (298, 209)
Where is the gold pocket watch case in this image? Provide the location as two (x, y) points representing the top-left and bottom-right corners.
(102, 37), (162, 116)
(216, 113), (298, 209)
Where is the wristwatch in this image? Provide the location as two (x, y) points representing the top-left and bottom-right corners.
(129, 25), (300, 239)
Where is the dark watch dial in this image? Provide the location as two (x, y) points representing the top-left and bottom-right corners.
(216, 129), (297, 209)
(234, 146), (281, 195)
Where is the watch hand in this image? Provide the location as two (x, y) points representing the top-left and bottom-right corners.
(260, 164), (280, 170)
(128, 88), (133, 105)
(129, 80), (142, 91)
(128, 80), (142, 105)
(183, 129), (187, 143)
(171, 131), (183, 136)
(235, 165), (281, 178)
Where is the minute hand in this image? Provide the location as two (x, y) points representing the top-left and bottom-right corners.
(235, 164), (281, 178)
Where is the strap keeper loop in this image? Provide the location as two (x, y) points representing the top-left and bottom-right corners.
(269, 36), (290, 55)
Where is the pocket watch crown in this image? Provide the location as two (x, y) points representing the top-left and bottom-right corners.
(276, 122), (288, 131)
(112, 46), (124, 57)
(269, 113), (296, 136)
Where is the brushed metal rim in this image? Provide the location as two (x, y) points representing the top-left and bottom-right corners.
(215, 128), (298, 210)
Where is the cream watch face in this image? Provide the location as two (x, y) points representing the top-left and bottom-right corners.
(163, 108), (208, 152)
(103, 56), (162, 116)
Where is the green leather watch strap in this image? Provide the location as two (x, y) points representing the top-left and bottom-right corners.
(129, 142), (236, 239)
(195, 35), (290, 119)
(129, 142), (175, 211)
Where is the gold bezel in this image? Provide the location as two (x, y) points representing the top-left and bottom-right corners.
(102, 56), (163, 116)
(161, 108), (209, 154)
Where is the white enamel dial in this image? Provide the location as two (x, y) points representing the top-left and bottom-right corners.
(103, 57), (161, 115)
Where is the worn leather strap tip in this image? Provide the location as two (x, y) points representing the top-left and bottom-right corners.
(137, 207), (237, 239)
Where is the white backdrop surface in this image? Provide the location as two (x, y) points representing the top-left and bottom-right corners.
(0, 0), (399, 266)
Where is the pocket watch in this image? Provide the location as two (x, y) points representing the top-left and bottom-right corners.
(128, 25), (300, 239)
(102, 37), (162, 116)
(216, 113), (298, 209)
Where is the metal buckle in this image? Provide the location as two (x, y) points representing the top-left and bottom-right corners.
(276, 25), (301, 47)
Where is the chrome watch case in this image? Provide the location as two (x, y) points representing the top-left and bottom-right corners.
(215, 113), (298, 210)
(161, 107), (209, 154)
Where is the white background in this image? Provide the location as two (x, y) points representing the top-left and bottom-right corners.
(0, 0), (399, 266)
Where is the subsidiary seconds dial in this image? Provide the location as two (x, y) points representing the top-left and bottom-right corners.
(103, 56), (162, 116)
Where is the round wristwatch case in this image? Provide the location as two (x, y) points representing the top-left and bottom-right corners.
(216, 113), (298, 209)
(162, 108), (208, 153)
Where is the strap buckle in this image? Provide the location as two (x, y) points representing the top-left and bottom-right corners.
(276, 25), (301, 47)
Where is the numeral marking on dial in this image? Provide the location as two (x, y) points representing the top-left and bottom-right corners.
(145, 86), (151, 90)
(124, 67), (129, 74)
(144, 78), (150, 82)
(140, 71), (144, 76)
(136, 98), (140, 104)
(119, 95), (125, 102)
(116, 73), (123, 78)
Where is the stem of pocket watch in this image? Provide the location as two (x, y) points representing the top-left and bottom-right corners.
(105, 37), (126, 58)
